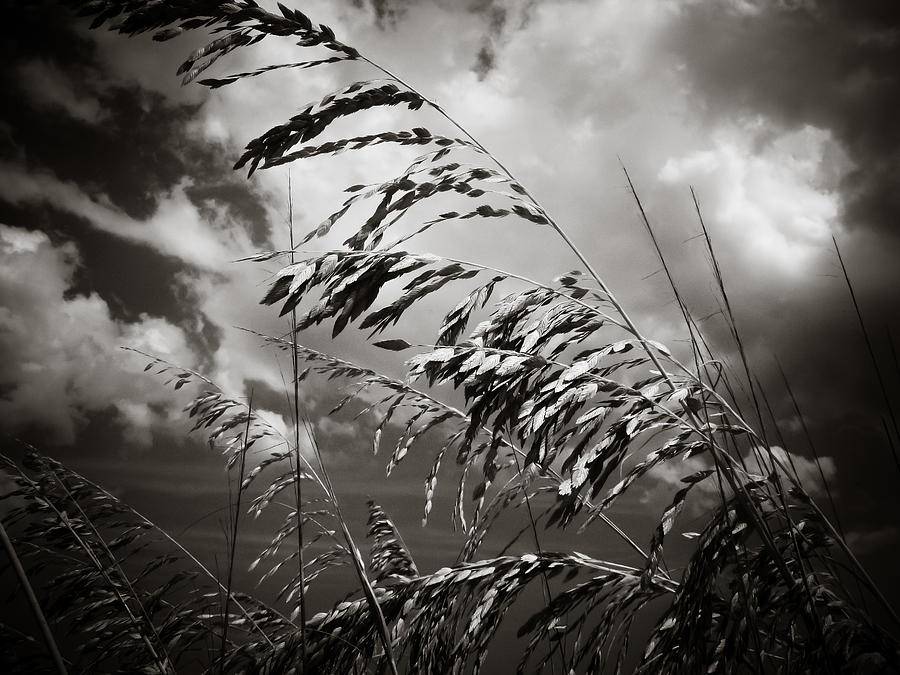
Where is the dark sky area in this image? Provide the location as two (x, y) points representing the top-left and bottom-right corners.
(2, 0), (900, 661)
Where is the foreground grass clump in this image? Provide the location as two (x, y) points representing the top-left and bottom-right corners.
(2, 1), (899, 673)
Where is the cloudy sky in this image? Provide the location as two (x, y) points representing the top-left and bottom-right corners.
(2, 0), (900, 615)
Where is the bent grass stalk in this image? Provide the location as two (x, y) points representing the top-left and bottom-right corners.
(0, 519), (68, 675)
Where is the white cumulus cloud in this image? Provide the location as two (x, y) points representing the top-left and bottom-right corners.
(0, 224), (197, 445)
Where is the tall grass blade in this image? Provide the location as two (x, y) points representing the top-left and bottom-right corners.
(833, 236), (900, 475)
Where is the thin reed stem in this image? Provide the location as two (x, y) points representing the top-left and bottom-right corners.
(774, 358), (843, 533)
(219, 391), (253, 673)
(833, 236), (900, 474)
(0, 519), (68, 675)
(287, 173), (308, 672)
(299, 419), (400, 675)
(505, 430), (567, 675)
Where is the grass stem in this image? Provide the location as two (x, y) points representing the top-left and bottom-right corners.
(0, 519), (68, 675)
(219, 391), (253, 673)
(288, 173), (308, 672)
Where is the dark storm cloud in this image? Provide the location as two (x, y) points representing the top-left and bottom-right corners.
(3, 47), (270, 240)
(347, 0), (537, 78)
(469, 0), (538, 78)
(473, 43), (496, 79)
(472, 3), (507, 78)
(656, 0), (900, 527)
(0, 0), (288, 452)
(0, 0), (273, 359)
(2, 75), (193, 220)
(350, 0), (414, 28)
(0, 200), (188, 321)
(666, 0), (900, 236)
